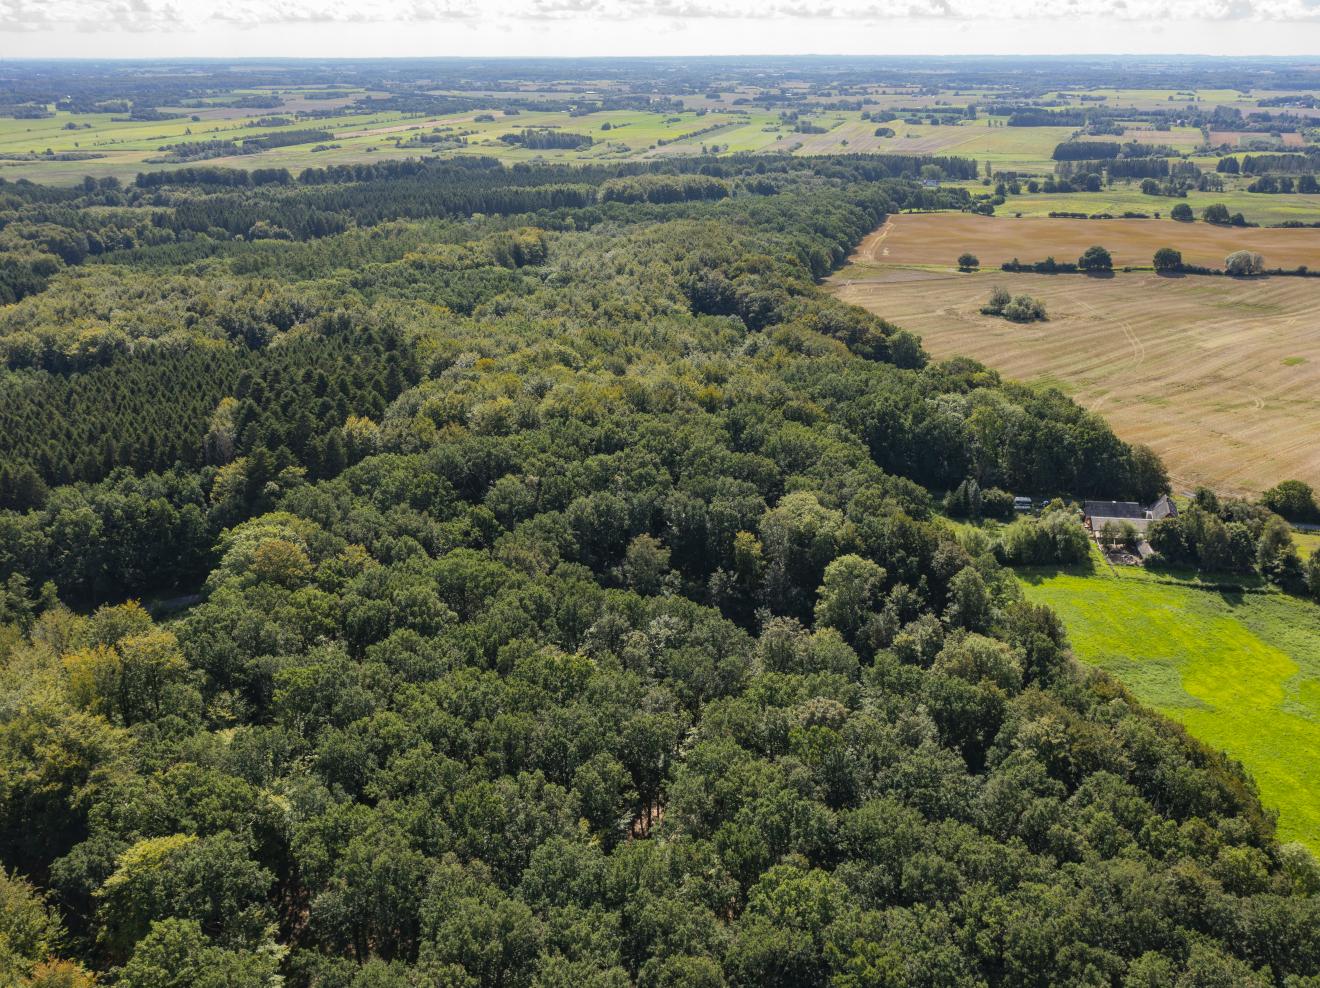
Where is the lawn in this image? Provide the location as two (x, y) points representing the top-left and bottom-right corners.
(1017, 551), (1320, 851)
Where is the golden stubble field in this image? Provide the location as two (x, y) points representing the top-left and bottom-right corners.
(851, 211), (1320, 271)
(828, 216), (1320, 495)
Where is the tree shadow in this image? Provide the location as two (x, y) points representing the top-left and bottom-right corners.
(1142, 562), (1261, 605)
(1014, 557), (1099, 585)
(1217, 586), (1247, 607)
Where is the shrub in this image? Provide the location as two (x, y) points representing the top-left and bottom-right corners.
(1261, 480), (1319, 522)
(1001, 257), (1079, 274)
(1002, 295), (1047, 322)
(1225, 250), (1265, 276)
(982, 286), (1045, 322)
(981, 286), (1010, 315)
(1077, 245), (1113, 271)
(1153, 247), (1183, 272)
(987, 285), (1045, 323)
(944, 477), (983, 519)
(981, 487), (1015, 520)
(1258, 515), (1304, 589)
(1099, 519), (1140, 551)
(1171, 203), (1194, 221)
(997, 509), (1091, 564)
(1202, 203), (1232, 225)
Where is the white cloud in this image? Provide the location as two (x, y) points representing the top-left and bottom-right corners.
(523, 0), (609, 20)
(209, 0), (478, 24)
(559, 0), (1320, 21)
(0, 0), (184, 31)
(7, 0), (1320, 54)
(12, 0), (1320, 31)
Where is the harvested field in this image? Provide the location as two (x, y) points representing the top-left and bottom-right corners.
(847, 211), (1320, 271)
(1117, 126), (1204, 149)
(978, 187), (1320, 226)
(1210, 130), (1305, 147)
(829, 222), (1320, 494)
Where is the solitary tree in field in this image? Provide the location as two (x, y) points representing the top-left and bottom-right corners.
(1002, 295), (1047, 322)
(1153, 247), (1183, 273)
(1225, 250), (1265, 276)
(982, 286), (1011, 316)
(1171, 202), (1194, 221)
(957, 253), (979, 271)
(981, 286), (1046, 322)
(1077, 245), (1113, 272)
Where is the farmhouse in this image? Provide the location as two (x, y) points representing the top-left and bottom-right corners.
(1083, 495), (1178, 533)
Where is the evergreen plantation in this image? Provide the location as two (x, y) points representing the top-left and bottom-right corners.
(2, 154), (1319, 987)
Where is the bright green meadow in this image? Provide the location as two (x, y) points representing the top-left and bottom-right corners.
(1019, 551), (1320, 851)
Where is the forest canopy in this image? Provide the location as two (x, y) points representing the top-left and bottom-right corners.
(1, 151), (1318, 988)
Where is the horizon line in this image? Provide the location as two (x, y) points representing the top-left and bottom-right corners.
(4, 52), (1320, 61)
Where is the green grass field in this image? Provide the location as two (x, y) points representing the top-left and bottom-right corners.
(0, 102), (799, 184)
(4, 81), (1319, 269)
(1295, 529), (1320, 560)
(1018, 549), (1320, 851)
(5, 81), (1320, 216)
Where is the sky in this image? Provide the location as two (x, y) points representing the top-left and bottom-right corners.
(6, 0), (1320, 58)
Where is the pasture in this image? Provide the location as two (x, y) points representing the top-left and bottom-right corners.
(829, 216), (1320, 494)
(6, 78), (1320, 201)
(1117, 126), (1207, 150)
(0, 101), (788, 184)
(1, 100), (1066, 184)
(1018, 552), (1320, 852)
(1209, 130), (1307, 148)
(789, 117), (1077, 171)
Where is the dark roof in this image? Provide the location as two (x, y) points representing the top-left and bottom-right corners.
(1084, 500), (1144, 520)
(1149, 495), (1178, 520)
